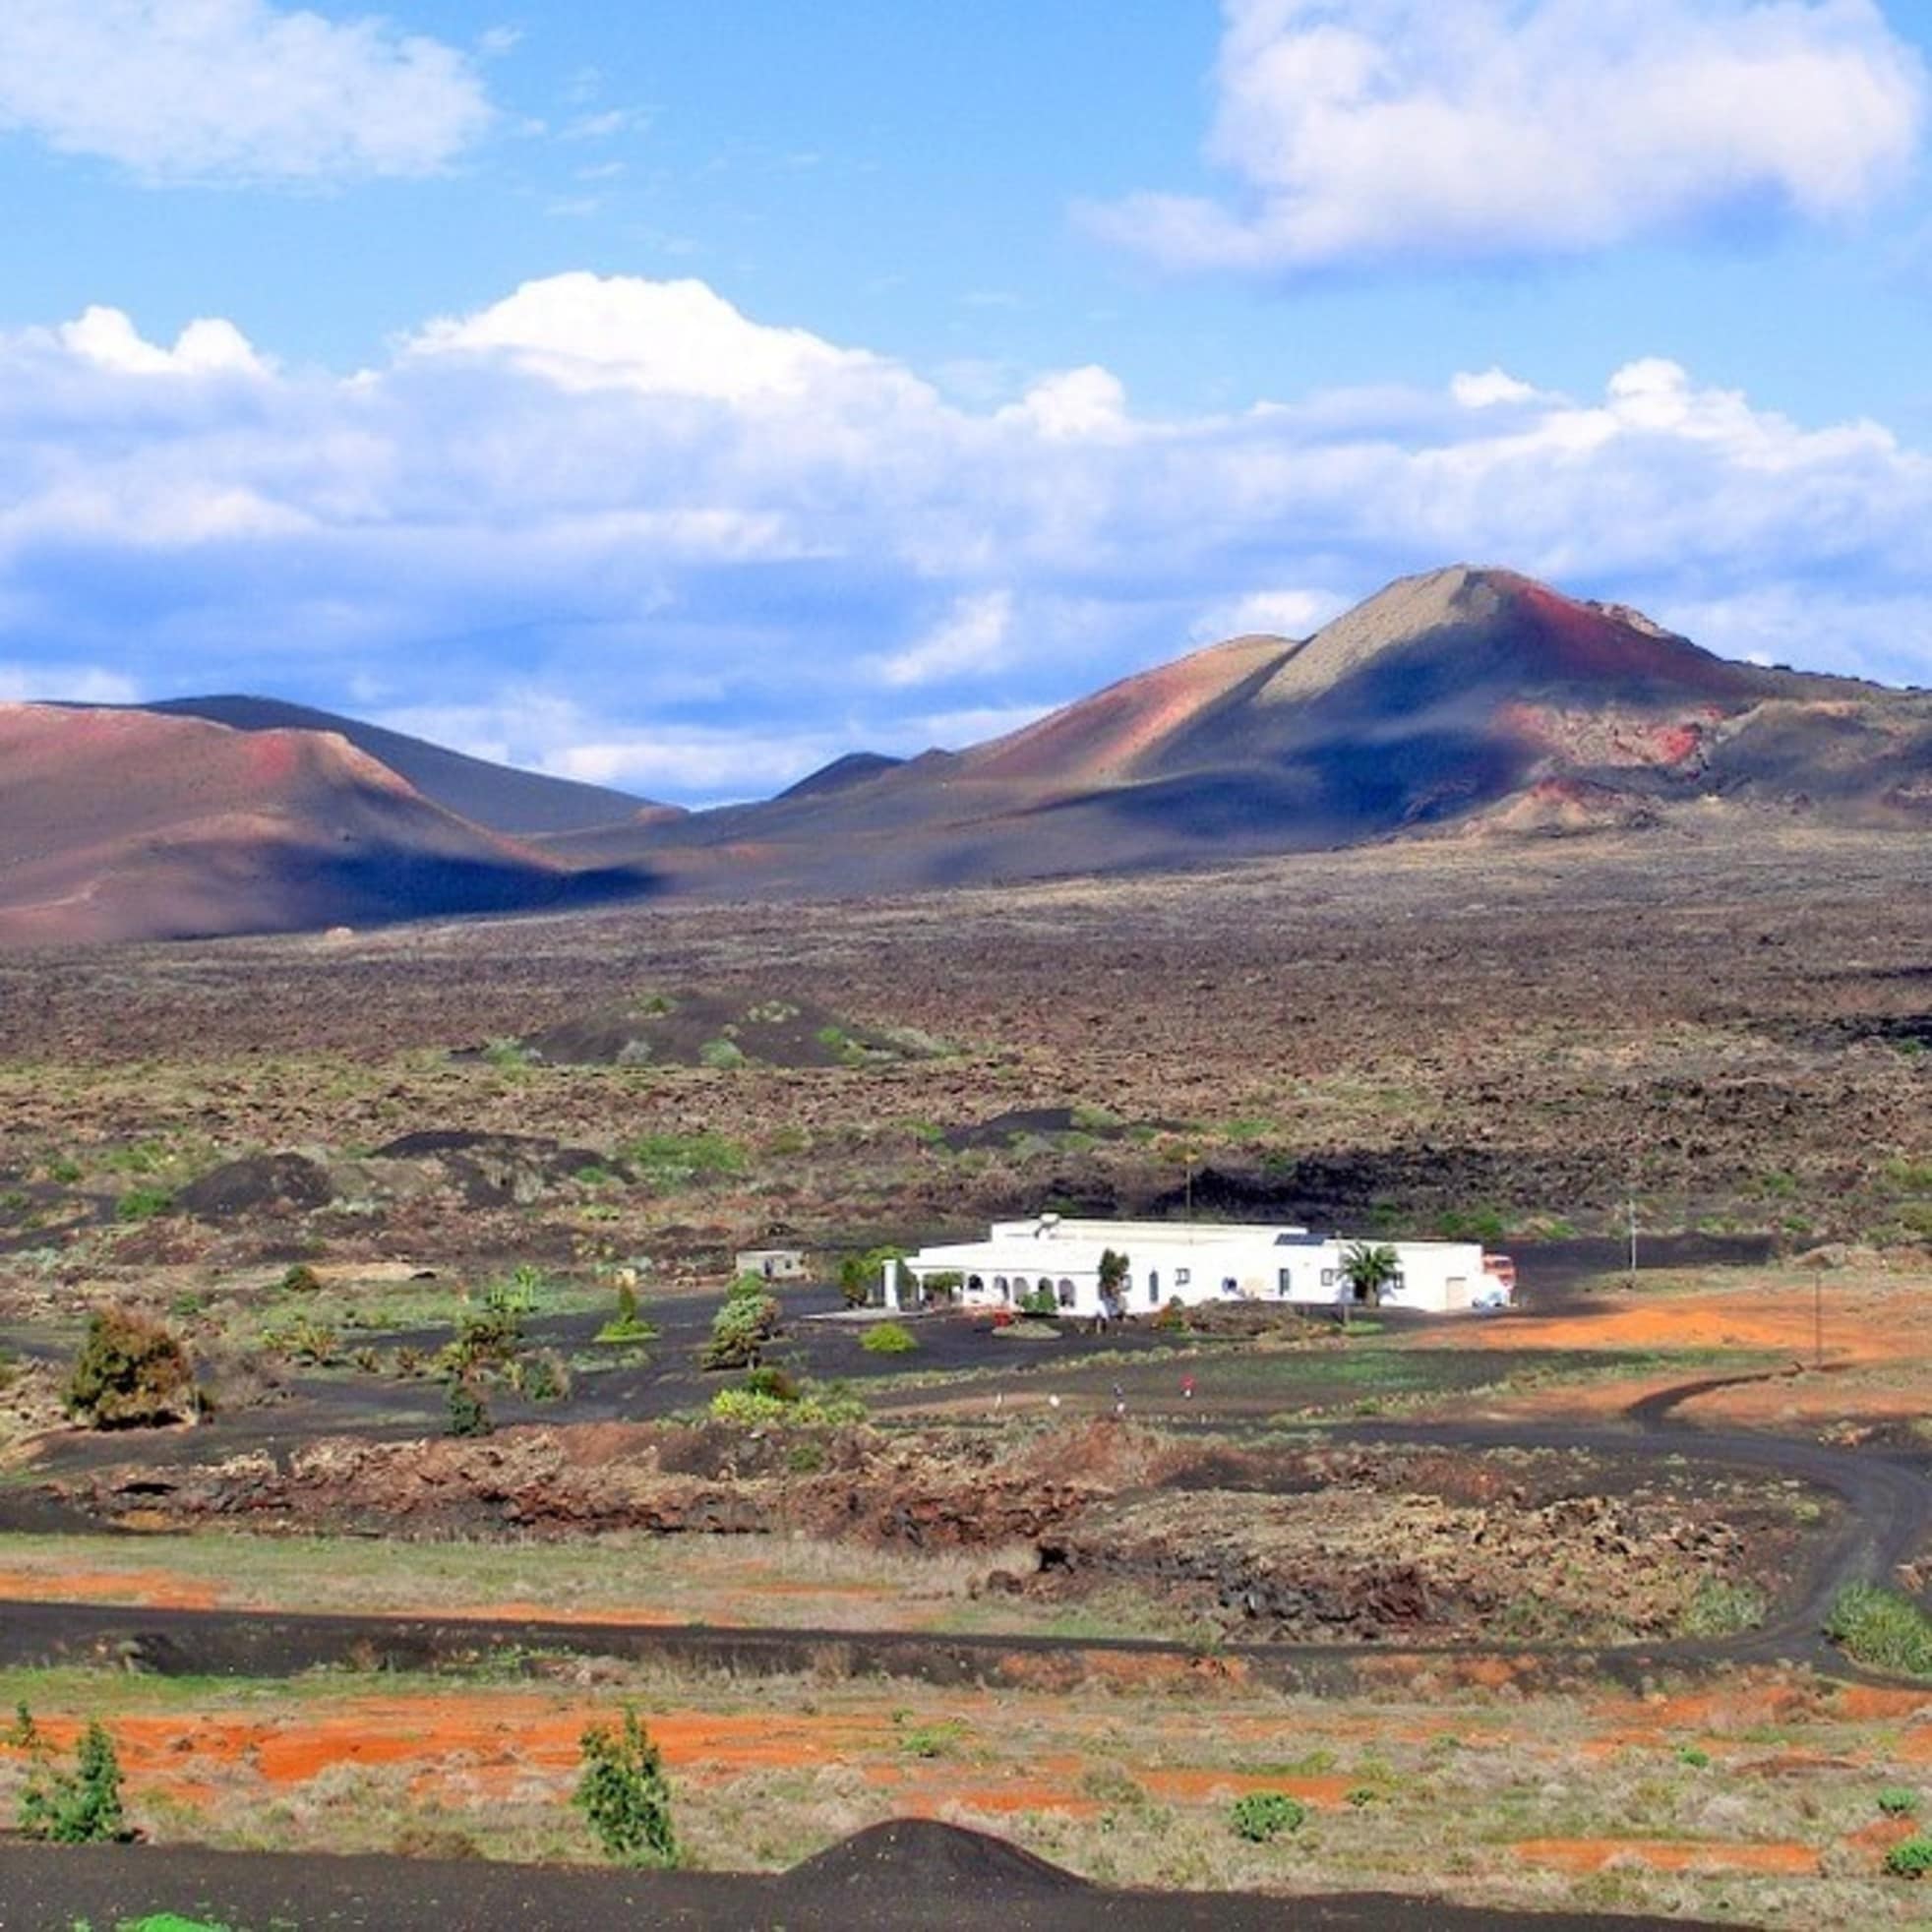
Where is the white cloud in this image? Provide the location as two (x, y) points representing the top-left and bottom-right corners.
(1087, 0), (1926, 273)
(1452, 368), (1543, 410)
(1189, 588), (1346, 642)
(409, 272), (895, 403)
(0, 272), (1928, 802)
(1005, 366), (1130, 441)
(0, 0), (493, 184)
(59, 306), (269, 378)
(0, 664), (140, 703)
(875, 592), (1017, 690)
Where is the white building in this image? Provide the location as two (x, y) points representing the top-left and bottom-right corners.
(887, 1215), (1513, 1318)
(736, 1246), (808, 1283)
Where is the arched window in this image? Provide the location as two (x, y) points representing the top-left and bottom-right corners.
(1057, 1278), (1076, 1308)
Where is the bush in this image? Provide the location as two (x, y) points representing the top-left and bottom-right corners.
(279, 1263), (323, 1294)
(709, 1377), (866, 1429)
(1825, 1583), (1932, 1680)
(596, 1277), (657, 1347)
(575, 1706), (677, 1867)
(15, 1711), (129, 1843)
(444, 1288), (526, 1375)
(1230, 1791), (1306, 1842)
(1879, 1788), (1919, 1818)
(514, 1350), (571, 1404)
(1886, 1836), (1932, 1879)
(114, 1185), (175, 1224)
(64, 1308), (196, 1428)
(861, 1321), (918, 1355)
(700, 1290), (781, 1369)
(1019, 1285), (1058, 1319)
(446, 1379), (493, 1438)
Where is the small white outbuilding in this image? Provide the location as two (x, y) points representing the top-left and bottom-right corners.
(887, 1215), (1513, 1318)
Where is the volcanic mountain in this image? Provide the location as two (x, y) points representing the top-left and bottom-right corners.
(3, 566), (1925, 944)
(559, 565), (1929, 894)
(142, 695), (658, 835)
(0, 705), (653, 946)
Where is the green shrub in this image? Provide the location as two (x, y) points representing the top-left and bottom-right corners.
(1019, 1284), (1058, 1318)
(64, 1309), (196, 1428)
(260, 1316), (338, 1366)
(698, 1038), (747, 1070)
(861, 1321), (918, 1355)
(1230, 1791), (1306, 1842)
(709, 1377), (865, 1429)
(1885, 1836), (1932, 1879)
(596, 1276), (656, 1347)
(444, 1289), (526, 1375)
(709, 1387), (791, 1426)
(1681, 1577), (1768, 1638)
(279, 1263), (323, 1294)
(1879, 1788), (1919, 1818)
(701, 1290), (781, 1369)
(114, 1186), (175, 1224)
(446, 1379), (493, 1438)
(514, 1351), (570, 1404)
(624, 1132), (746, 1189)
(16, 1713), (128, 1843)
(1825, 1583), (1932, 1680)
(575, 1706), (677, 1867)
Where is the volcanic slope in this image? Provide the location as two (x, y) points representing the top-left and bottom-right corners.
(0, 705), (651, 946)
(566, 565), (1931, 893)
(144, 694), (661, 835)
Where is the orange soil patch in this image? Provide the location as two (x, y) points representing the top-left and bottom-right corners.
(1513, 1838), (1818, 1876)
(1473, 1283), (1921, 1366)
(0, 1567), (219, 1611)
(1139, 1768), (1355, 1807)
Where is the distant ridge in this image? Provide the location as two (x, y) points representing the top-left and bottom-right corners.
(778, 751), (905, 801)
(144, 695), (657, 835)
(3, 564), (1924, 945)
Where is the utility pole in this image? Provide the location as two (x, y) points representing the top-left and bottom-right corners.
(1626, 1195), (1638, 1285)
(1815, 1271), (1824, 1372)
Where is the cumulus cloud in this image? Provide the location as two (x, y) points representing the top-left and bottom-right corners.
(875, 592), (1017, 690)
(0, 0), (493, 184)
(0, 274), (1927, 804)
(1087, 0), (1927, 273)
(409, 272), (890, 403)
(59, 306), (269, 378)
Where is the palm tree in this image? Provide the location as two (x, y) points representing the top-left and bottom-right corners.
(1339, 1242), (1400, 1326)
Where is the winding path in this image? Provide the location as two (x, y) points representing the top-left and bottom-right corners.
(0, 1373), (1925, 1687)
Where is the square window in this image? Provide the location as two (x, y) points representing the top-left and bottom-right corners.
(1175, 1268), (1190, 1287)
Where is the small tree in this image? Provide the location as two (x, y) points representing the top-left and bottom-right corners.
(837, 1253), (873, 1307)
(1339, 1242), (1400, 1323)
(575, 1706), (677, 1867)
(64, 1308), (196, 1428)
(1097, 1248), (1130, 1314)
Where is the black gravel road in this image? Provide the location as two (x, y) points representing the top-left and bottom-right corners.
(0, 1824), (1740, 1932)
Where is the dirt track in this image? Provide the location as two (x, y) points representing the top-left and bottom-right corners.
(0, 1825), (1734, 1931)
(3, 1398), (1923, 1690)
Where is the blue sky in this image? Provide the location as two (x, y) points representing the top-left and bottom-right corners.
(1, 0), (1929, 802)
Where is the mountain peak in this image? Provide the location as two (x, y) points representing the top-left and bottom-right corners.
(1252, 565), (1764, 711)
